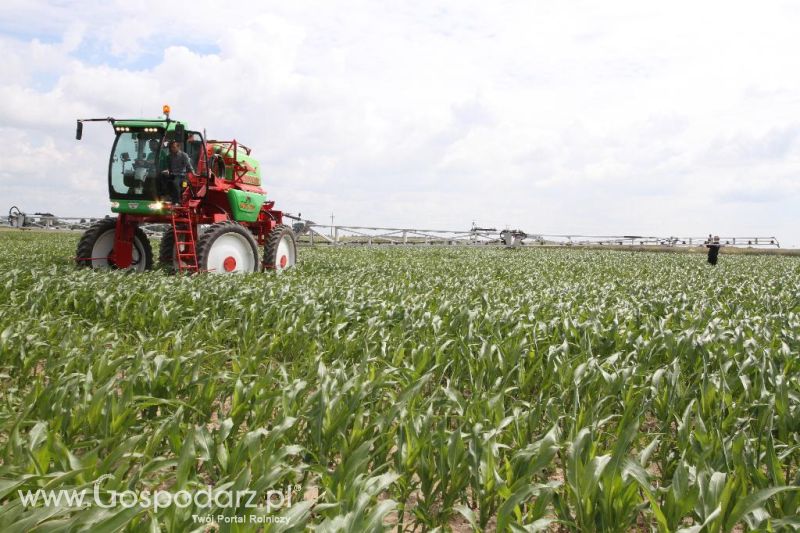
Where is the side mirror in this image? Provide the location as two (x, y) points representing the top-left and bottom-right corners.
(76, 121), (83, 140)
(175, 123), (185, 144)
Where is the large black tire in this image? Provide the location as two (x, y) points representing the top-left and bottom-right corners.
(196, 221), (259, 273)
(160, 226), (205, 271)
(264, 224), (297, 271)
(76, 217), (152, 271)
(159, 230), (176, 268)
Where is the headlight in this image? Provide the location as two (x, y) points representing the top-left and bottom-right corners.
(110, 201), (120, 208)
(149, 201), (163, 210)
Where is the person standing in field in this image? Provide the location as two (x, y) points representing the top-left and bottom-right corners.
(707, 235), (721, 265)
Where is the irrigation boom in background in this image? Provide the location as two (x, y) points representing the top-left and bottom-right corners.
(5, 205), (781, 249)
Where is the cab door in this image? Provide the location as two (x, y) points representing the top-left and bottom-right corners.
(184, 131), (206, 174)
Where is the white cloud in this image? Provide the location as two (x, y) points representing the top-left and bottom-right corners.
(0, 0), (798, 246)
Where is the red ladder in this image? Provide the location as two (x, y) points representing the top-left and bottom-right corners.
(170, 206), (199, 273)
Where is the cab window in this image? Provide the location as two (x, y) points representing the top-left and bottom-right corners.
(109, 132), (161, 199)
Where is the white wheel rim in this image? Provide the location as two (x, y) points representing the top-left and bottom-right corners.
(275, 234), (296, 270)
(206, 233), (256, 273)
(91, 229), (145, 271)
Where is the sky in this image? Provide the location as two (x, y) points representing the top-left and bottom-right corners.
(0, 0), (798, 246)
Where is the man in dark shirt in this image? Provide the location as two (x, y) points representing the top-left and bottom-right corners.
(706, 235), (721, 265)
(159, 140), (195, 205)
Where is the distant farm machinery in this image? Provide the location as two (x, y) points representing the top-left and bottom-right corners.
(288, 223), (781, 249)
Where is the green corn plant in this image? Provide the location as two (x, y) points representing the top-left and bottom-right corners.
(1, 232), (799, 531)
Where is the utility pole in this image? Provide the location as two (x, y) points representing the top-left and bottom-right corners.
(330, 212), (334, 240)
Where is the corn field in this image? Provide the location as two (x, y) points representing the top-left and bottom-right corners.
(1, 230), (799, 532)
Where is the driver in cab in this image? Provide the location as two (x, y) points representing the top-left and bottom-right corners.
(159, 140), (194, 205)
(136, 139), (160, 168)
